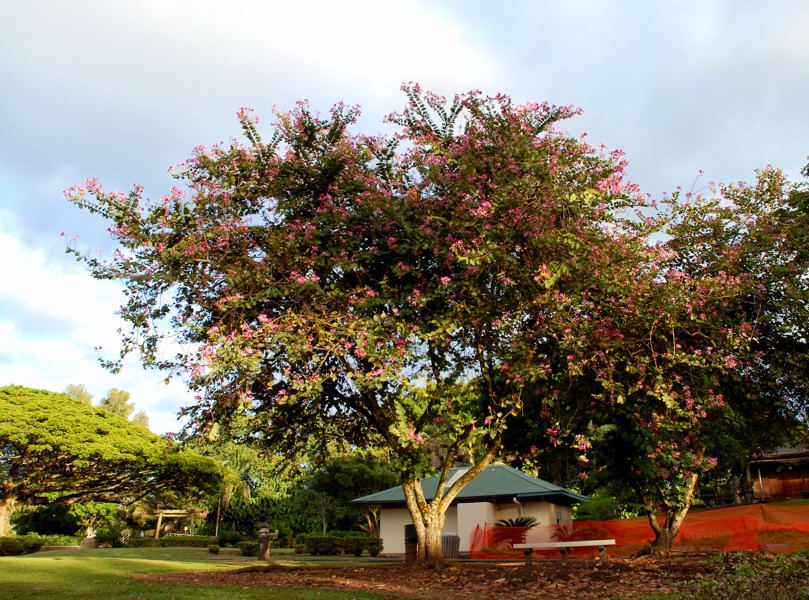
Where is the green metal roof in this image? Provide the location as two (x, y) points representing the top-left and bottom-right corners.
(353, 463), (587, 507)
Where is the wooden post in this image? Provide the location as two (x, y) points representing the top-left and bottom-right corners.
(154, 511), (163, 540)
(758, 468), (766, 502)
(214, 497), (221, 538)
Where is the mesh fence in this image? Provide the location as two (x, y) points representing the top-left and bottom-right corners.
(468, 503), (809, 559)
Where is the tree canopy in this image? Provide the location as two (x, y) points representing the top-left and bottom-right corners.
(64, 85), (803, 560)
(0, 385), (224, 536)
(67, 86), (646, 564)
(504, 164), (809, 550)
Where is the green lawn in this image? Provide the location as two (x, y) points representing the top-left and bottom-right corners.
(0, 547), (393, 599)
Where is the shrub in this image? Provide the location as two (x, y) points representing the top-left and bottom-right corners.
(274, 527), (294, 548)
(22, 533), (81, 546)
(495, 517), (537, 528)
(238, 541), (259, 556)
(573, 488), (628, 521)
(160, 535), (216, 548)
(125, 535), (216, 548)
(302, 535), (383, 556)
(123, 538), (156, 548)
(306, 536), (342, 556)
(0, 538), (25, 556)
(216, 531), (241, 547)
(0, 536), (44, 556)
(342, 537), (365, 556)
(208, 544), (220, 554)
(690, 553), (809, 600)
(95, 522), (129, 547)
(366, 537), (383, 556)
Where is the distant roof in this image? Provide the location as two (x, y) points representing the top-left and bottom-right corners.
(751, 447), (809, 465)
(353, 463), (587, 507)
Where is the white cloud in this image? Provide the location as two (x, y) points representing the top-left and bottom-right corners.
(0, 219), (191, 434)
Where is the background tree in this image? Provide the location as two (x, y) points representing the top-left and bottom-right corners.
(304, 452), (398, 534)
(131, 410), (150, 428)
(67, 86), (641, 566)
(581, 256), (748, 551)
(11, 501), (121, 538)
(663, 165), (809, 501)
(64, 383), (92, 403)
(98, 388), (134, 418)
(97, 388), (149, 429)
(194, 440), (257, 537)
(0, 385), (223, 536)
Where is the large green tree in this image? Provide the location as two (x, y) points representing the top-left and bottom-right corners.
(67, 87), (642, 566)
(0, 386), (224, 536)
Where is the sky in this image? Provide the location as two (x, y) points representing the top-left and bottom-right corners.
(1, 0), (807, 434)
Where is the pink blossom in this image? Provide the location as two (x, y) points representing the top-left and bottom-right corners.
(407, 425), (425, 443)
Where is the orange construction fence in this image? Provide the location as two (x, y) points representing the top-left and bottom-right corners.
(468, 503), (809, 559)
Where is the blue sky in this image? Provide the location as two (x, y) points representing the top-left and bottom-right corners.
(1, 0), (807, 434)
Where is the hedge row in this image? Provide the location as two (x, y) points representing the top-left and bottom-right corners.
(205, 541), (259, 556)
(305, 536), (382, 556)
(125, 535), (217, 548)
(0, 536), (44, 556)
(237, 541), (259, 556)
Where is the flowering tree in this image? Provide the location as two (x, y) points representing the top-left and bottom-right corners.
(560, 238), (750, 551)
(529, 165), (809, 553)
(663, 166), (809, 493)
(66, 86), (637, 566)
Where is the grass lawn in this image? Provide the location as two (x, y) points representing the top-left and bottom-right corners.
(0, 547), (393, 599)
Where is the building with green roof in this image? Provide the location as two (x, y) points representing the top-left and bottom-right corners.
(353, 463), (587, 555)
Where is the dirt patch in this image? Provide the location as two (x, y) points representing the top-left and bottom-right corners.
(140, 553), (717, 599)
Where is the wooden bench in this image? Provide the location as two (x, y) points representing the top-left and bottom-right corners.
(514, 539), (616, 565)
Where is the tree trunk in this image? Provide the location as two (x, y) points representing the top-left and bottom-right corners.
(0, 493), (15, 537)
(214, 496), (221, 538)
(422, 514), (445, 567)
(400, 440), (501, 568)
(645, 472), (699, 554)
(402, 481), (447, 569)
(647, 505), (689, 552)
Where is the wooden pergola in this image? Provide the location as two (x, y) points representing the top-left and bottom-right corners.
(152, 509), (206, 539)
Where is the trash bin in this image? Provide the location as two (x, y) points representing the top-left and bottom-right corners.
(404, 524), (418, 563)
(441, 533), (460, 559)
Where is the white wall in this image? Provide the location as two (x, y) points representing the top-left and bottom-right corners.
(378, 507), (412, 554)
(378, 500), (573, 555)
(457, 502), (497, 552)
(444, 505), (458, 536)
